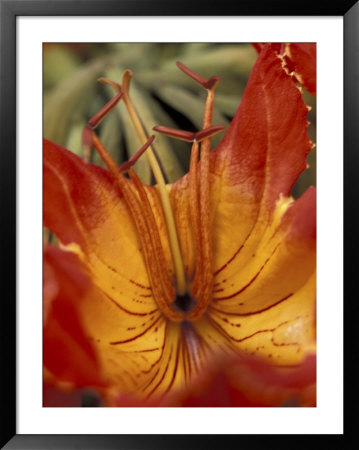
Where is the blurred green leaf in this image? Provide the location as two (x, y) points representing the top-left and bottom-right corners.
(95, 111), (124, 166)
(65, 117), (86, 157)
(215, 92), (241, 117)
(43, 45), (81, 90)
(44, 60), (106, 146)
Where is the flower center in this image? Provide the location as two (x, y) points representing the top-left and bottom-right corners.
(84, 63), (224, 323)
(173, 292), (197, 314)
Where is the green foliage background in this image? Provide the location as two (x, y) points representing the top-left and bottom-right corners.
(43, 43), (316, 195)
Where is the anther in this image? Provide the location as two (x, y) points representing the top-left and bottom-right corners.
(195, 125), (225, 141)
(152, 126), (195, 142)
(98, 77), (122, 94)
(153, 125), (225, 143)
(81, 92), (123, 163)
(88, 92), (123, 129)
(118, 135), (155, 173)
(176, 62), (220, 90)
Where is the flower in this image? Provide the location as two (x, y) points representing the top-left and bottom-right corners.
(44, 43), (316, 406)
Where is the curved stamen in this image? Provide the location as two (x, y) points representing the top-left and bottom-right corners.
(118, 135), (155, 173)
(91, 132), (184, 322)
(88, 92), (124, 129)
(188, 140), (201, 285)
(182, 66), (220, 322)
(81, 92), (123, 163)
(129, 168), (175, 303)
(153, 125), (225, 143)
(152, 127), (195, 142)
(153, 123), (224, 321)
(99, 73), (187, 296)
(176, 61), (220, 90)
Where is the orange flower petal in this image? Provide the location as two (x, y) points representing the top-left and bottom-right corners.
(44, 245), (105, 387)
(44, 139), (173, 316)
(171, 45), (316, 369)
(172, 44), (313, 279)
(211, 188), (316, 314)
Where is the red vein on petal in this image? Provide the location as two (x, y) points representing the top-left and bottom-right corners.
(210, 293), (293, 317)
(109, 315), (163, 345)
(137, 345), (166, 375)
(129, 279), (151, 290)
(103, 292), (158, 317)
(181, 338), (189, 385)
(213, 243), (280, 301)
(207, 315), (278, 344)
(214, 241), (247, 277)
(146, 344), (173, 398)
(163, 340), (181, 395)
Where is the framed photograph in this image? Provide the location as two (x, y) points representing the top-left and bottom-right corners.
(1, 0), (356, 448)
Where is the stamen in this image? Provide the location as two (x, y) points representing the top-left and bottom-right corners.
(97, 77), (122, 93)
(118, 135), (155, 173)
(176, 61), (220, 90)
(152, 126), (195, 142)
(195, 126), (225, 142)
(81, 92), (123, 163)
(176, 61), (207, 86)
(188, 140), (201, 283)
(153, 98), (225, 319)
(81, 125), (93, 163)
(88, 93), (123, 129)
(91, 132), (184, 322)
(100, 72), (187, 296)
(153, 125), (225, 143)
(129, 168), (175, 305)
(175, 64), (220, 321)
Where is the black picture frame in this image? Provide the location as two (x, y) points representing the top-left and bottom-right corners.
(1, 0), (357, 448)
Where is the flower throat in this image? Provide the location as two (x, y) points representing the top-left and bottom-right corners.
(82, 63), (224, 322)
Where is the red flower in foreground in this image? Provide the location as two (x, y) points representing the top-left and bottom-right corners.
(44, 44), (316, 406)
